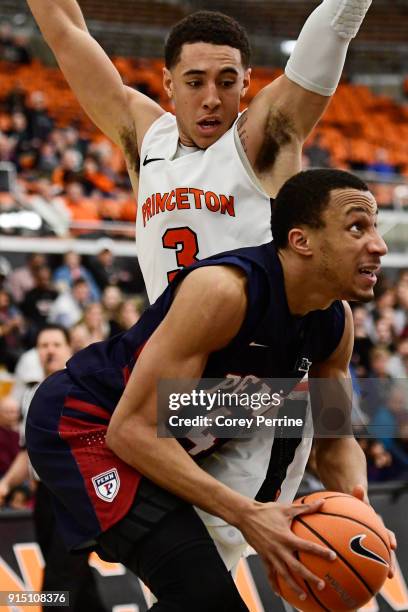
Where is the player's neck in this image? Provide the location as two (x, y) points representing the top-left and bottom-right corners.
(278, 251), (335, 315)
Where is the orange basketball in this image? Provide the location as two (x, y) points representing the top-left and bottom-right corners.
(276, 491), (391, 611)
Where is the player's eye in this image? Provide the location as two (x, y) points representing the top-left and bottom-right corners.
(187, 80), (201, 88)
(221, 80), (235, 87)
(350, 223), (363, 233)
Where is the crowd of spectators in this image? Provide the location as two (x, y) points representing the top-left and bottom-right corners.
(0, 246), (146, 509)
(0, 28), (136, 238)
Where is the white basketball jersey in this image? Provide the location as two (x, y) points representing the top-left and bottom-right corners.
(137, 112), (312, 570)
(136, 112), (272, 303)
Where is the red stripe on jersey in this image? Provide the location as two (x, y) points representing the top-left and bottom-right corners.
(64, 396), (111, 420)
(58, 414), (141, 532)
(134, 341), (147, 360)
(122, 365), (130, 384)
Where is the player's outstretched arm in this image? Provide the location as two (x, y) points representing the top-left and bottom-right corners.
(26, 0), (163, 150)
(106, 265), (335, 600)
(309, 304), (367, 493)
(310, 303), (397, 576)
(241, 0), (371, 188)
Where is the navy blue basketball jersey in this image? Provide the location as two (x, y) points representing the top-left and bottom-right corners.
(66, 242), (344, 406)
(27, 242), (345, 550)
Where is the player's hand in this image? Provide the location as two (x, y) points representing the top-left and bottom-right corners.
(0, 480), (10, 506)
(352, 484), (397, 579)
(238, 499), (336, 602)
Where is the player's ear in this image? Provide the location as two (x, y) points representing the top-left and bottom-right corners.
(288, 227), (313, 257)
(163, 68), (173, 99)
(240, 67), (251, 98)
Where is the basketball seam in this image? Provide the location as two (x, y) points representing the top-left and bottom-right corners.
(312, 511), (389, 551)
(294, 551), (330, 612)
(300, 494), (352, 505)
(296, 516), (375, 596)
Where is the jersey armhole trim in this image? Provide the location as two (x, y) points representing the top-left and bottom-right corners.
(140, 112), (175, 157)
(233, 112), (269, 198)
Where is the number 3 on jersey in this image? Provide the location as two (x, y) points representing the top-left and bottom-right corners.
(162, 227), (200, 283)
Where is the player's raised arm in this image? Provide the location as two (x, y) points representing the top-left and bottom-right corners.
(242, 0), (371, 184)
(26, 0), (163, 151)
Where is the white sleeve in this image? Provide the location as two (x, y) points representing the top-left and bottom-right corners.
(285, 0), (371, 97)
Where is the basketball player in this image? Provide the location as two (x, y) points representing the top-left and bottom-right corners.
(26, 2), (372, 298)
(26, 170), (395, 609)
(26, 0), (374, 569)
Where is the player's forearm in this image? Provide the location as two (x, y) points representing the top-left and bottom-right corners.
(106, 421), (256, 529)
(27, 0), (88, 46)
(0, 450), (30, 490)
(286, 0), (371, 97)
(314, 437), (368, 499)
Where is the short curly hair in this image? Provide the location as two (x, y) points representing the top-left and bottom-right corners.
(165, 11), (251, 69)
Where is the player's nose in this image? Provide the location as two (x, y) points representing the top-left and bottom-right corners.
(370, 230), (388, 256)
(203, 83), (221, 109)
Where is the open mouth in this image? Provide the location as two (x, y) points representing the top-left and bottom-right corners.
(197, 118), (221, 131)
(358, 266), (378, 283)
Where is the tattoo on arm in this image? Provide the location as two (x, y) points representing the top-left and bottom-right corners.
(255, 109), (294, 173)
(119, 125), (140, 175)
(237, 113), (249, 154)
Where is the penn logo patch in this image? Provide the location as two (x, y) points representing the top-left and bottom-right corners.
(92, 468), (120, 502)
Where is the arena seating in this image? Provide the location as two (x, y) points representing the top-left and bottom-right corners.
(1, 58), (407, 177)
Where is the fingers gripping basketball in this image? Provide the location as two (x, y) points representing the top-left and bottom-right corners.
(277, 492), (391, 611)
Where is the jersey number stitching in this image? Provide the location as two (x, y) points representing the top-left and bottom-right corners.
(162, 227), (200, 283)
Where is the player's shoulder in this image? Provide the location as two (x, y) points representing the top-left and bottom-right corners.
(177, 264), (248, 306)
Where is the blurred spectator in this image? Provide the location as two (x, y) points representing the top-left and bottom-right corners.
(26, 177), (71, 236)
(81, 155), (115, 196)
(370, 383), (407, 446)
(101, 285), (123, 336)
(0, 395), (20, 476)
(63, 125), (88, 158)
(0, 23), (31, 65)
(366, 148), (397, 177)
(391, 419), (408, 476)
(78, 302), (108, 344)
(0, 289), (25, 371)
(48, 277), (92, 327)
(305, 133), (331, 168)
(374, 317), (396, 351)
(53, 250), (100, 301)
(0, 133), (15, 163)
(3, 80), (27, 114)
(69, 322), (91, 353)
(12, 345), (43, 406)
(5, 253), (46, 304)
(351, 305), (374, 377)
(88, 246), (121, 290)
(52, 148), (83, 187)
(388, 336), (408, 378)
(6, 111), (33, 169)
(21, 266), (59, 341)
(62, 181), (100, 228)
(366, 440), (401, 482)
(0, 256), (11, 290)
(114, 296), (144, 331)
(9, 32), (31, 65)
(36, 141), (60, 174)
(26, 91), (54, 144)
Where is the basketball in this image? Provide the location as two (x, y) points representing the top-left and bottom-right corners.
(277, 491), (391, 611)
